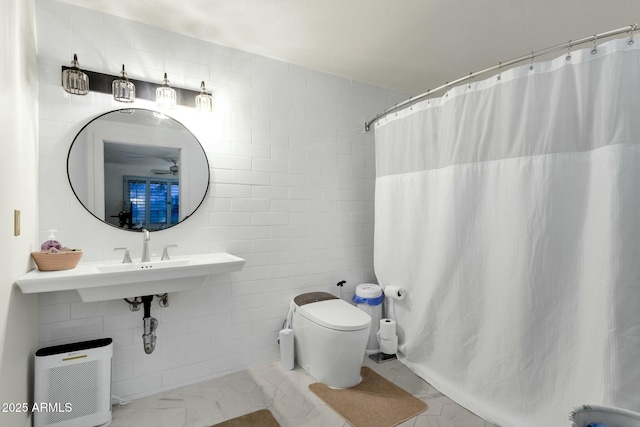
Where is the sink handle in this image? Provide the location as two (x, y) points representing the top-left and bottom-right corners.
(161, 245), (178, 261)
(114, 247), (132, 264)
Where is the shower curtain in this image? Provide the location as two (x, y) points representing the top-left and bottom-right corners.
(374, 38), (640, 426)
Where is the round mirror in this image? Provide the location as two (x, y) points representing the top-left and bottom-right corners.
(67, 108), (209, 231)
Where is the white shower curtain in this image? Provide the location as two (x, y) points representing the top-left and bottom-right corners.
(374, 38), (640, 426)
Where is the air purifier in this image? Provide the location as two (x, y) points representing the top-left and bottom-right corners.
(34, 338), (113, 427)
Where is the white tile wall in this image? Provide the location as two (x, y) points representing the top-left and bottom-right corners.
(35, 0), (407, 399)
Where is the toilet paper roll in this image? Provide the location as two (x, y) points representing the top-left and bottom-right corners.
(379, 318), (396, 340)
(384, 285), (406, 301)
(279, 328), (294, 371)
(380, 335), (398, 355)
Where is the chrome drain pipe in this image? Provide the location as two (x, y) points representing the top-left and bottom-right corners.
(143, 316), (158, 354)
(141, 295), (158, 354)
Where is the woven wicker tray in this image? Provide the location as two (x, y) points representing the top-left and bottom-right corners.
(31, 250), (83, 271)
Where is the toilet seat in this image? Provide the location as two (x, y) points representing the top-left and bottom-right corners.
(296, 299), (370, 331)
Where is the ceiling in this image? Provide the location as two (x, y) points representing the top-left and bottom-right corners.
(56, 0), (640, 95)
(104, 142), (179, 169)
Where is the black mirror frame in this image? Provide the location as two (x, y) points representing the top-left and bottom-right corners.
(66, 108), (210, 232)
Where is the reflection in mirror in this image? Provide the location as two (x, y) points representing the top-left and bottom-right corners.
(68, 109), (209, 232)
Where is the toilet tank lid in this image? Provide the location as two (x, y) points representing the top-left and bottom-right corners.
(297, 299), (371, 331)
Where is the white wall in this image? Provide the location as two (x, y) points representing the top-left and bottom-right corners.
(0, 0), (39, 426)
(36, 0), (406, 399)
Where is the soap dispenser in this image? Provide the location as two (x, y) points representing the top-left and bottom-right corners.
(41, 229), (62, 251)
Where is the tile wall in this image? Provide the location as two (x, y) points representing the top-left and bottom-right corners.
(35, 0), (406, 399)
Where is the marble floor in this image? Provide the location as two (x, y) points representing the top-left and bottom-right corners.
(111, 357), (498, 427)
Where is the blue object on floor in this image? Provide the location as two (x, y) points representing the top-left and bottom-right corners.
(586, 423), (609, 427)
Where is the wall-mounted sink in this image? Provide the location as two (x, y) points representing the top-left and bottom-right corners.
(16, 253), (245, 302)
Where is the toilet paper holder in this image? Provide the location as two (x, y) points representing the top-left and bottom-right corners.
(369, 318), (398, 364)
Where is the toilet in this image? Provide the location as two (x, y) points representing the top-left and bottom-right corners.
(292, 292), (371, 388)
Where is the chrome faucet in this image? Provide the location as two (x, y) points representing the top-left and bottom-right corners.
(141, 229), (151, 262)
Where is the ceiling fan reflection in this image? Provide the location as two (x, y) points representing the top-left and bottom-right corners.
(151, 159), (179, 176)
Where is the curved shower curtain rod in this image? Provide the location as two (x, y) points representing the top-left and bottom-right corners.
(364, 23), (638, 132)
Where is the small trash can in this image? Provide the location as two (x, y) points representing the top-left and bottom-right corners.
(569, 405), (640, 427)
(352, 283), (384, 354)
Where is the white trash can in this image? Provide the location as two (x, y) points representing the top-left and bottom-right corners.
(569, 405), (640, 427)
(352, 283), (383, 354)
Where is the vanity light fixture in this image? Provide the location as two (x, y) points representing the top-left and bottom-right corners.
(60, 63), (205, 108)
(155, 73), (176, 109)
(62, 54), (89, 95)
(112, 64), (135, 103)
(195, 81), (213, 113)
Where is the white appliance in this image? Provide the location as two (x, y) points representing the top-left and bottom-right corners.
(34, 338), (113, 427)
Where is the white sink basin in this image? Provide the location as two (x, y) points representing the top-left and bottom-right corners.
(16, 253), (245, 302)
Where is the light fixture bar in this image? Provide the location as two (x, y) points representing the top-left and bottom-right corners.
(60, 66), (200, 106)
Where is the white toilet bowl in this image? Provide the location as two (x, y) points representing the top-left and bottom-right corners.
(292, 292), (371, 388)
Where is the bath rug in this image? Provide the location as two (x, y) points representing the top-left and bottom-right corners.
(309, 366), (427, 427)
(210, 409), (280, 427)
